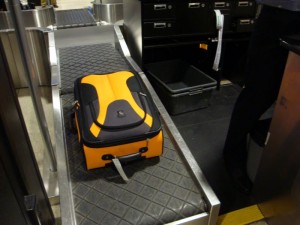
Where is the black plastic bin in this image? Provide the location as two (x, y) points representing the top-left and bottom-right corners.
(145, 59), (217, 115)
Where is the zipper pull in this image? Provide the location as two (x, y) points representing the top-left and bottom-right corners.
(72, 100), (80, 110)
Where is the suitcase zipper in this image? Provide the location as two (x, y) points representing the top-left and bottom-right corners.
(84, 131), (160, 148)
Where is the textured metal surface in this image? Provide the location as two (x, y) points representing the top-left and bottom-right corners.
(59, 43), (129, 93)
(113, 25), (220, 225)
(59, 43), (207, 225)
(56, 9), (96, 29)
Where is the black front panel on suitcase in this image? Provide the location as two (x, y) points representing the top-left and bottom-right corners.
(74, 71), (162, 147)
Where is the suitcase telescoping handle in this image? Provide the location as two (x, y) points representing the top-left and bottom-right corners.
(102, 147), (147, 163)
(104, 147), (148, 182)
(112, 152), (142, 182)
(111, 152), (143, 182)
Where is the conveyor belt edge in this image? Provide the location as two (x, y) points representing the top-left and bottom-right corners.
(114, 25), (221, 225)
(49, 25), (220, 225)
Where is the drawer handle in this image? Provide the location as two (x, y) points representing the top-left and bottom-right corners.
(189, 89), (203, 95)
(154, 23), (166, 29)
(214, 2), (226, 8)
(238, 1), (249, 7)
(240, 19), (251, 25)
(189, 3), (200, 8)
(154, 4), (167, 10)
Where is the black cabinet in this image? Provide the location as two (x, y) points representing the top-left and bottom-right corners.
(143, 2), (176, 19)
(123, 0), (257, 85)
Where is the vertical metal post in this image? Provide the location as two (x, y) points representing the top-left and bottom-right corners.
(4, 0), (9, 10)
(6, 0), (57, 171)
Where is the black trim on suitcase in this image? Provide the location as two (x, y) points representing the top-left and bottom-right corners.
(74, 71), (162, 148)
(89, 93), (148, 130)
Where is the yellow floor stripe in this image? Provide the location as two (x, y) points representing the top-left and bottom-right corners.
(217, 205), (264, 225)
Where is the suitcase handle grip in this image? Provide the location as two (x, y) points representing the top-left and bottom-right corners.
(118, 152), (142, 163)
(102, 147), (147, 163)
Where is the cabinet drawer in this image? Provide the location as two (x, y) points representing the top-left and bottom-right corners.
(182, 1), (213, 32)
(143, 3), (176, 20)
(212, 0), (233, 32)
(232, 0), (257, 17)
(213, 0), (232, 10)
(143, 21), (177, 37)
(234, 18), (255, 32)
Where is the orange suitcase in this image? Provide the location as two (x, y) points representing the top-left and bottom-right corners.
(74, 71), (163, 170)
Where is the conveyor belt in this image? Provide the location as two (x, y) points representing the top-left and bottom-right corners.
(59, 43), (207, 225)
(56, 9), (96, 29)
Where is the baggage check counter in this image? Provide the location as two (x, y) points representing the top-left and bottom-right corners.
(51, 25), (220, 225)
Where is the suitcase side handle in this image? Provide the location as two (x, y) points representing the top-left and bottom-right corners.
(102, 147), (148, 163)
(118, 152), (142, 163)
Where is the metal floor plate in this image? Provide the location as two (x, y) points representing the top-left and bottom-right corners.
(59, 43), (207, 225)
(59, 43), (129, 93)
(56, 9), (96, 29)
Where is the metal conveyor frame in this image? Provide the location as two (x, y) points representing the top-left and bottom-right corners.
(50, 25), (220, 225)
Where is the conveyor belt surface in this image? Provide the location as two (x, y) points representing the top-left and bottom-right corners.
(59, 43), (207, 225)
(56, 9), (96, 29)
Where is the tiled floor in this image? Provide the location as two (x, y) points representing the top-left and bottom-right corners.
(169, 84), (270, 224)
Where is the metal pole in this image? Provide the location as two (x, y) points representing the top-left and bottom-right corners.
(6, 0), (57, 171)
